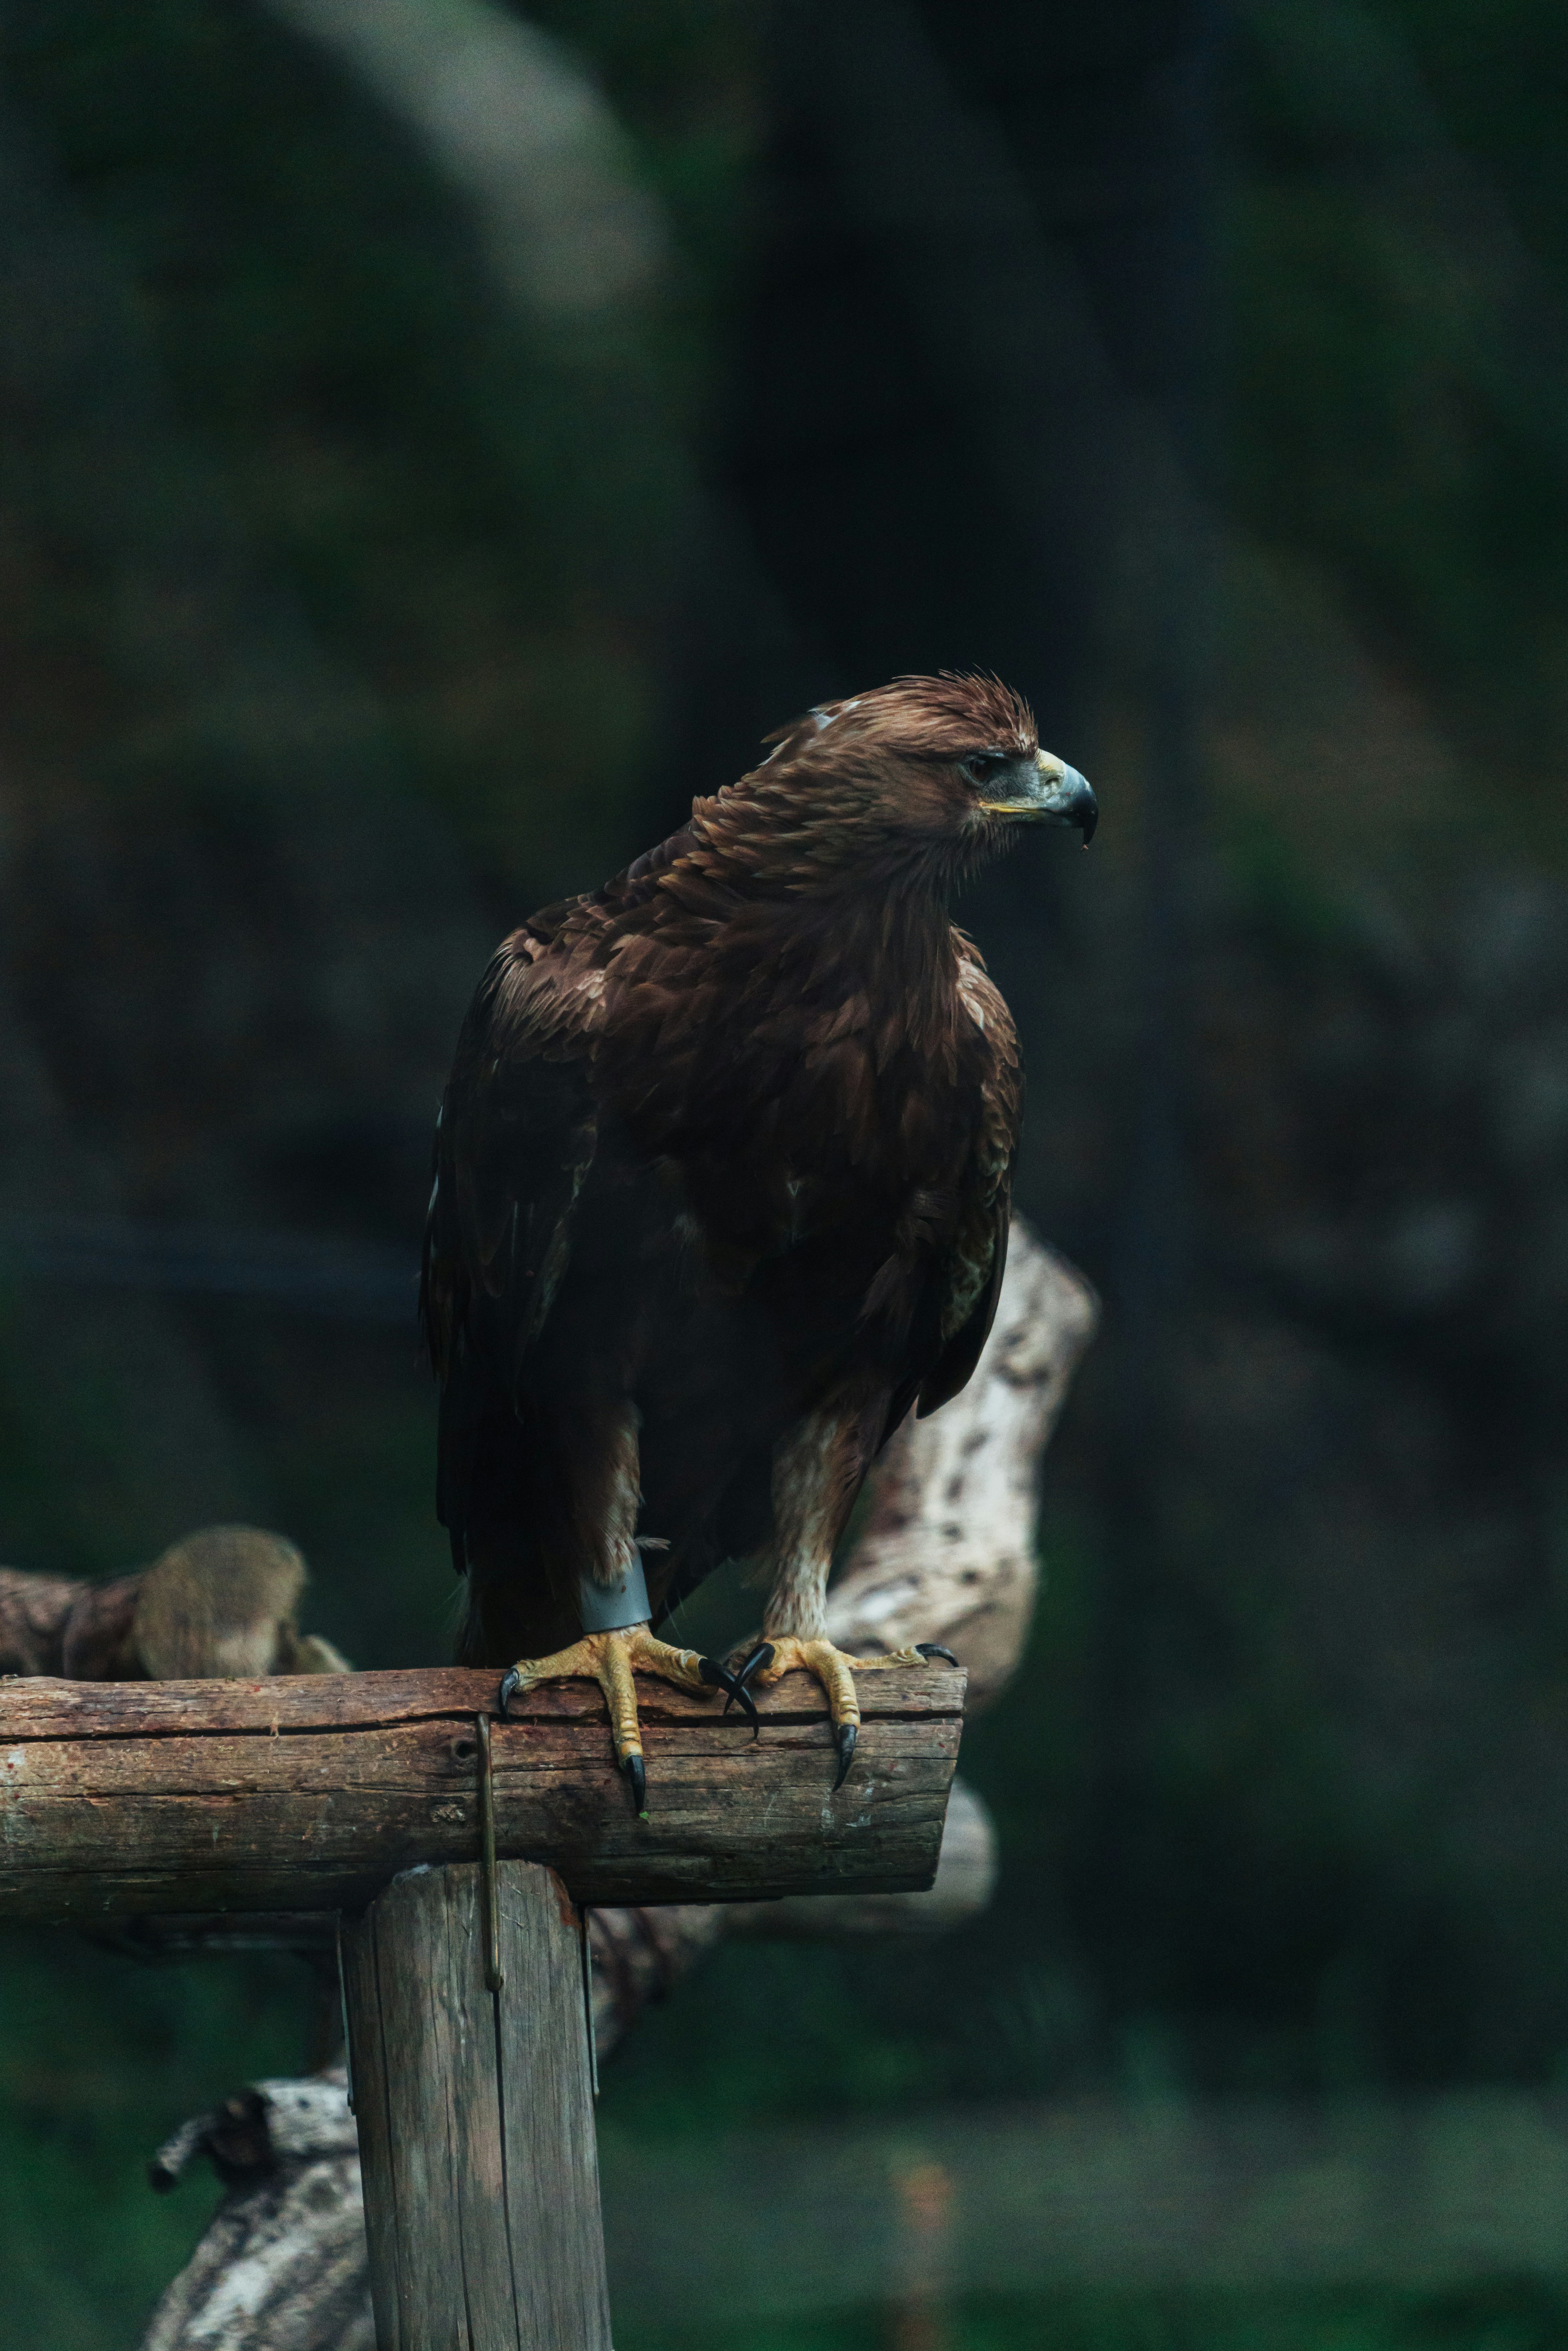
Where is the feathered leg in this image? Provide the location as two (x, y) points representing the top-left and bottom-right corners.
(729, 1402), (958, 1789)
(494, 1398), (754, 1813)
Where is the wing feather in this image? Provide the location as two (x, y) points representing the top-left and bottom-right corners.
(420, 923), (603, 1559)
(915, 948), (1021, 1418)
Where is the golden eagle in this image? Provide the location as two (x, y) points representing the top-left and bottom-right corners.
(421, 673), (1095, 1806)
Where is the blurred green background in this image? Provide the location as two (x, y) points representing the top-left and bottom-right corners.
(4, 0), (1568, 2344)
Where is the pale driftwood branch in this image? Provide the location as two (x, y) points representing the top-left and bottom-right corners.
(145, 2073), (371, 2351)
(826, 1218), (1098, 1711)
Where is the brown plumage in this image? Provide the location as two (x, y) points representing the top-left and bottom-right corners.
(420, 672), (1095, 1798)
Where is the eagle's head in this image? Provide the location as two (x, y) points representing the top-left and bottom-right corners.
(705, 672), (1096, 896)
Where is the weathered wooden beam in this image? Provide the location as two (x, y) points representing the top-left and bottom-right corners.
(343, 1861), (611, 2351)
(0, 1663), (962, 1922)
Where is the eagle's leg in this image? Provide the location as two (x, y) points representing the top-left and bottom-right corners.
(729, 1404), (960, 1791)
(494, 1400), (754, 1815)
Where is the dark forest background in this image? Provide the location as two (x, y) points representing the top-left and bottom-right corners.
(4, 0), (1568, 2344)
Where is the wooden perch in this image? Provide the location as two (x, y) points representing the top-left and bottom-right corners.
(0, 1663), (962, 1921)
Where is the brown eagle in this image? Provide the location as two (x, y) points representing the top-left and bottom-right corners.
(421, 673), (1095, 1806)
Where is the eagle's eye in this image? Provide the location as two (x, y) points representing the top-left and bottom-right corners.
(960, 749), (1012, 789)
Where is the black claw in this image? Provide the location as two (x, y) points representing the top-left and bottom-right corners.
(497, 1668), (521, 1716)
(698, 1657), (761, 1739)
(724, 1642), (775, 1717)
(915, 1643), (960, 1667)
(832, 1720), (858, 1792)
(623, 1751), (647, 1816)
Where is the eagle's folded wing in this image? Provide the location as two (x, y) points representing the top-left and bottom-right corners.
(917, 952), (1022, 1420)
(421, 927), (602, 1548)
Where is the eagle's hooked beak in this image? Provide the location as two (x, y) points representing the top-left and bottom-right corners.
(978, 751), (1098, 845)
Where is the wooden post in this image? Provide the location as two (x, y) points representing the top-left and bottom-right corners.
(342, 1860), (610, 2351)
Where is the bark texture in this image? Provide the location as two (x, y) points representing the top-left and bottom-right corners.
(0, 1662), (960, 1919)
(145, 2074), (372, 2351)
(343, 1863), (612, 2351)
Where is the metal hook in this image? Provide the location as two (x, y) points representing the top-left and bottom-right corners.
(580, 1908), (599, 2098)
(334, 1916), (355, 2113)
(476, 1711), (503, 1994)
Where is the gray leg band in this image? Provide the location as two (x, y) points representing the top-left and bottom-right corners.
(577, 1555), (651, 1633)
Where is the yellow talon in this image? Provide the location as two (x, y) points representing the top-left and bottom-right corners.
(724, 1633), (954, 1790)
(497, 1623), (714, 1816)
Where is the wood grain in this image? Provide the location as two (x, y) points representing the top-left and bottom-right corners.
(0, 1665), (962, 1920)
(343, 1861), (612, 2351)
